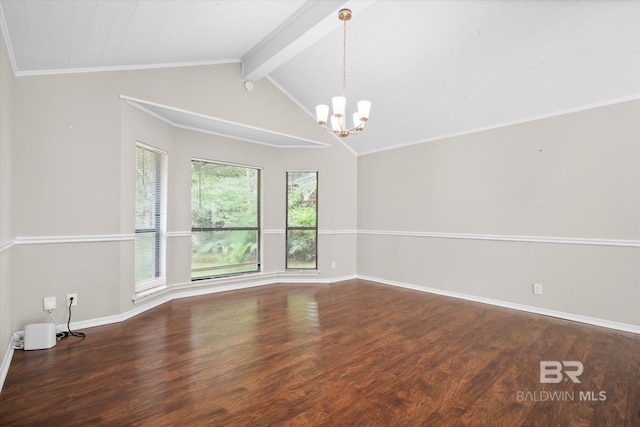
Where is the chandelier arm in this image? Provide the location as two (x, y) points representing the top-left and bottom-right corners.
(318, 124), (363, 135)
(344, 123), (362, 132)
(319, 124), (335, 132)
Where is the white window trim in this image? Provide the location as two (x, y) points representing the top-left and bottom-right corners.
(135, 142), (168, 294)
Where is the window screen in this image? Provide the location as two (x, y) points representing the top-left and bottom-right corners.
(191, 160), (260, 279)
(286, 171), (317, 269)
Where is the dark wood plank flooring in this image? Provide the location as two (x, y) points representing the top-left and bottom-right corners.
(1, 279), (639, 426)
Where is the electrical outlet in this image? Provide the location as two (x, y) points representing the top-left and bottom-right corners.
(43, 296), (56, 311)
(331, 261), (336, 269)
(66, 293), (78, 307)
(533, 283), (543, 295)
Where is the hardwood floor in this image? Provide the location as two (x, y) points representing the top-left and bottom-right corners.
(1, 279), (639, 426)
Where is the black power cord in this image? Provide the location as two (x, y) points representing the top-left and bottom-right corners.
(56, 296), (86, 340)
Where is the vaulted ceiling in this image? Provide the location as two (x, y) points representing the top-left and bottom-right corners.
(1, 0), (639, 155)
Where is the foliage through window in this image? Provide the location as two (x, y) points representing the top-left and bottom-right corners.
(191, 160), (260, 279)
(135, 144), (166, 292)
(286, 171), (317, 269)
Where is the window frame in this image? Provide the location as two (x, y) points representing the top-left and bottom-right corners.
(285, 170), (318, 270)
(134, 142), (167, 294)
(190, 158), (262, 280)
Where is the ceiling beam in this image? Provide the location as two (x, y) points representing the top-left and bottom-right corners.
(241, 0), (375, 82)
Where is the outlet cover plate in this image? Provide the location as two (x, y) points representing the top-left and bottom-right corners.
(533, 283), (543, 295)
(43, 296), (56, 311)
(66, 293), (78, 307)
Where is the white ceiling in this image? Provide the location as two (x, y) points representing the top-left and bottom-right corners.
(1, 0), (639, 155)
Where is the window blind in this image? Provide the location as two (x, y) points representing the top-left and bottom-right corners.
(135, 145), (165, 292)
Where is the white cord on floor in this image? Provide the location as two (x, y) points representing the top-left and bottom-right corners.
(11, 332), (24, 350)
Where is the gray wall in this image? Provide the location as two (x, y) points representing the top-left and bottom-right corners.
(358, 100), (640, 327)
(7, 63), (358, 332)
(0, 26), (15, 366)
(1, 34), (638, 372)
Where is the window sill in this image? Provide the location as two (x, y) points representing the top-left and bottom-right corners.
(132, 271), (325, 305)
(133, 277), (167, 301)
(284, 269), (320, 275)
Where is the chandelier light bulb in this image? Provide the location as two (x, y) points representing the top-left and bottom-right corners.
(332, 96), (346, 117)
(316, 104), (329, 125)
(331, 115), (342, 132)
(353, 113), (363, 130)
(357, 100), (371, 121)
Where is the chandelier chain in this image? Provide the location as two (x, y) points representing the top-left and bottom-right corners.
(342, 14), (347, 98)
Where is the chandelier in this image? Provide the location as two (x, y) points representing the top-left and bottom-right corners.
(315, 8), (371, 137)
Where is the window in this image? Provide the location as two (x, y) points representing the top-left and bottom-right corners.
(135, 144), (166, 293)
(191, 160), (260, 279)
(286, 171), (318, 269)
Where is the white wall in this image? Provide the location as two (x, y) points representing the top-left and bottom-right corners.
(9, 63), (358, 331)
(357, 100), (640, 328)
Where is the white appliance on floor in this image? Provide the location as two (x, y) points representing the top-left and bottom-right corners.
(24, 323), (56, 350)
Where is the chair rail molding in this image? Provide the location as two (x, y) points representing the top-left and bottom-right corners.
(357, 229), (640, 248)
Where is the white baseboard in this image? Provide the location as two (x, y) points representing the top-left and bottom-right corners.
(0, 339), (14, 393)
(357, 274), (640, 335)
(0, 273), (358, 392)
(9, 273), (634, 394)
(73, 280), (277, 330)
(66, 274), (357, 331)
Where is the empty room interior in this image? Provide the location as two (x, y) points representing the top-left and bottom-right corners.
(0, 1), (639, 425)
